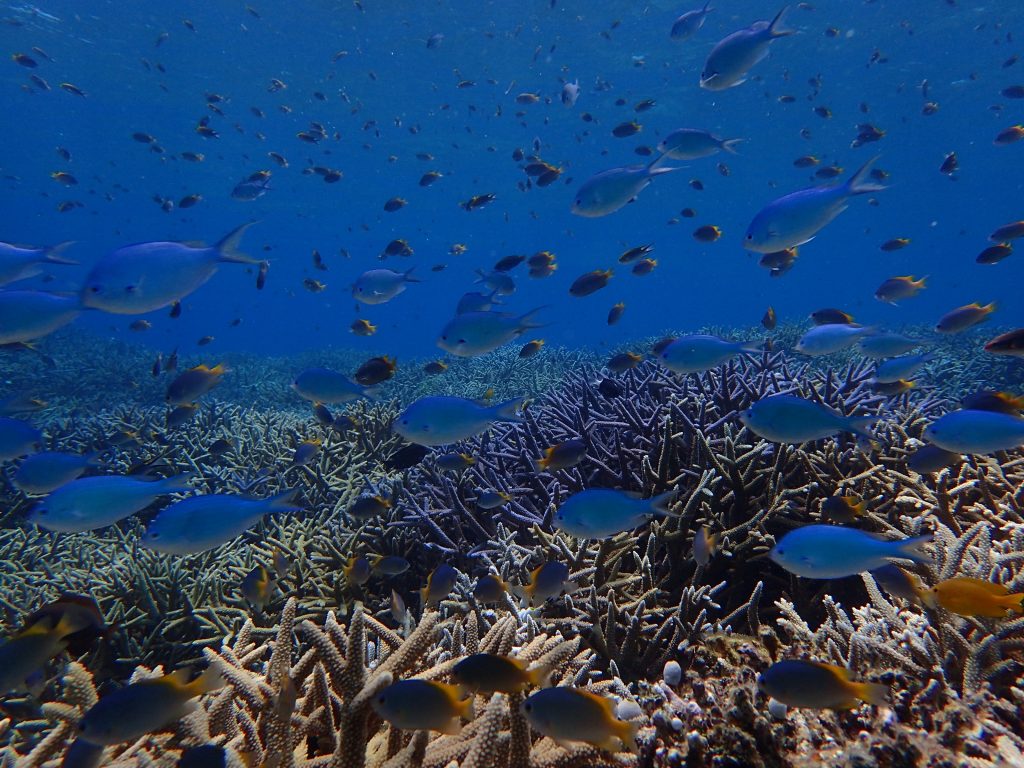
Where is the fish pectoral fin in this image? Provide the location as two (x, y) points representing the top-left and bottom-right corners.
(438, 717), (463, 735)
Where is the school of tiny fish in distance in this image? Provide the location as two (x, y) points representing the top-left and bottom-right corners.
(2, 1), (1024, 766)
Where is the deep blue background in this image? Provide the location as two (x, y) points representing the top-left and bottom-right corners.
(1, 0), (1021, 359)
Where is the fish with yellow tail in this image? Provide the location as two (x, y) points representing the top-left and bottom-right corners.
(926, 577), (1024, 618)
(758, 660), (887, 709)
(521, 687), (640, 753)
(371, 679), (473, 734)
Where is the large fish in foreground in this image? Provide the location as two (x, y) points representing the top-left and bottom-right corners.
(700, 6), (792, 90)
(81, 223), (258, 314)
(394, 396), (524, 446)
(740, 394), (877, 443)
(30, 474), (192, 533)
(770, 525), (931, 579)
(437, 308), (545, 357)
(0, 241), (76, 286)
(571, 156), (681, 217)
(0, 290), (82, 344)
(744, 157), (886, 253)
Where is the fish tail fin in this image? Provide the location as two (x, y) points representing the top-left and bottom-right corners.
(214, 222), (260, 264)
(895, 534), (933, 567)
(43, 241), (78, 265)
(853, 681), (888, 706)
(188, 665), (226, 696)
(703, 0), (713, 11)
(492, 397), (527, 422)
(456, 694), (474, 721)
(526, 661), (555, 688)
(721, 138), (743, 155)
(403, 267), (421, 283)
(83, 451), (103, 467)
(1003, 593), (1024, 615)
(768, 5), (794, 37)
(845, 155), (887, 195)
(534, 454), (551, 472)
(614, 718), (641, 754)
(160, 473), (196, 493)
(647, 153), (684, 175)
(650, 491), (678, 517)
(53, 609), (93, 640)
(268, 488), (302, 511)
(983, 301), (997, 314)
(740, 339), (764, 353)
(845, 415), (877, 439)
(518, 306), (548, 331)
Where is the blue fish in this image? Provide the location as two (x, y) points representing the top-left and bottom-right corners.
(0, 240), (76, 286)
(554, 489), (676, 539)
(292, 368), (376, 404)
(394, 396), (524, 446)
(13, 451), (100, 495)
(700, 6), (792, 91)
(770, 524), (931, 579)
(0, 417), (41, 461)
(739, 394), (876, 443)
(571, 157), (681, 218)
(0, 290), (82, 345)
(923, 409), (1024, 454)
(81, 224), (258, 315)
(30, 474), (192, 533)
(745, 157), (886, 253)
(140, 489), (301, 555)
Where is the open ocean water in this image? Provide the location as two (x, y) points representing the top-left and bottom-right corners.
(0, 1), (1023, 766)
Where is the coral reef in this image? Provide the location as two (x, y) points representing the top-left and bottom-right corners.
(0, 326), (1023, 766)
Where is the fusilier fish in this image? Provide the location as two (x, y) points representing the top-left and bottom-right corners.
(571, 157), (680, 217)
(292, 368), (375, 403)
(437, 308), (544, 357)
(81, 224), (258, 314)
(0, 417), (41, 461)
(658, 334), (759, 373)
(745, 157), (886, 253)
(352, 268), (418, 304)
(0, 290), (82, 344)
(769, 524), (931, 579)
(700, 7), (792, 91)
(670, 2), (713, 41)
(923, 410), (1024, 454)
(795, 324), (873, 356)
(739, 395), (877, 443)
(395, 396), (524, 446)
(140, 489), (300, 554)
(0, 241), (76, 286)
(13, 451), (99, 494)
(554, 489), (675, 539)
(657, 128), (741, 159)
(874, 353), (933, 384)
(31, 474), (192, 533)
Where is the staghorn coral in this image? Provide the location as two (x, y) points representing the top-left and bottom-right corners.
(0, 328), (1023, 766)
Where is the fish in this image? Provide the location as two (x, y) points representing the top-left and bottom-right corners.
(658, 129), (741, 159)
(554, 489), (675, 539)
(607, 351), (643, 373)
(935, 302), (996, 333)
(423, 360), (448, 375)
(518, 339), (545, 358)
(612, 121), (642, 138)
(875, 275), (926, 304)
(474, 490), (512, 509)
(0, 417), (42, 460)
(0, 241), (76, 286)
(383, 197), (407, 212)
(995, 125), (1024, 145)
(927, 577), (1024, 618)
(870, 564), (926, 604)
(745, 157), (886, 253)
(30, 474), (192, 533)
(569, 270), (613, 297)
(371, 679), (472, 734)
(906, 443), (962, 474)
(141, 489), (301, 555)
(421, 564), (459, 607)
(437, 308), (545, 357)
(939, 152), (958, 175)
(231, 173), (271, 200)
(960, 390), (1024, 415)
(858, 332), (919, 359)
(820, 495), (866, 524)
(0, 610), (91, 694)
(561, 79), (580, 107)
(350, 319), (377, 336)
(762, 306), (777, 330)
(739, 394), (876, 443)
(475, 269), (516, 295)
(607, 302), (625, 325)
(0, 393), (46, 416)
(473, 574), (509, 603)
(759, 247), (798, 277)
(0, 290), (82, 344)
(976, 243), (1012, 264)
(521, 687), (639, 754)
(456, 290), (501, 314)
(394, 396), (524, 447)
(670, 1), (714, 41)
(923, 410), (1024, 454)
(13, 451), (100, 495)
(354, 356), (397, 386)
(292, 368), (376, 403)
(77, 666), (224, 745)
(571, 157), (681, 217)
(693, 225), (722, 242)
(371, 555), (410, 576)
(631, 258), (657, 275)
(383, 444), (429, 471)
(693, 525), (718, 566)
(515, 561), (572, 605)
(453, 653), (551, 694)
(700, 7), (792, 90)
(658, 334), (759, 373)
(352, 268), (419, 305)
(81, 224), (259, 314)
(983, 328), (1024, 357)
(880, 237), (910, 252)
(240, 565), (275, 612)
(874, 353), (933, 384)
(291, 440), (321, 467)
(757, 660), (887, 709)
(989, 221), (1024, 242)
(344, 556), (372, 585)
(166, 364), (228, 405)
(770, 525), (931, 579)
(348, 494), (391, 519)
(535, 439), (587, 471)
(436, 452), (475, 471)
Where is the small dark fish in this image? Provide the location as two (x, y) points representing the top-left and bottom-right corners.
(961, 390), (1024, 415)
(423, 360), (447, 375)
(354, 356), (396, 386)
(995, 125), (1024, 145)
(384, 444), (429, 470)
(256, 261), (268, 290)
(977, 243), (1012, 264)
(179, 194), (202, 208)
(11, 52), (37, 68)
(939, 152), (958, 175)
(762, 306), (777, 330)
(607, 302), (625, 325)
(494, 254), (525, 272)
(693, 225), (721, 242)
(990, 221), (1024, 241)
(810, 308), (854, 325)
(383, 197), (407, 212)
(569, 269), (612, 297)
(419, 171), (442, 186)
(596, 378), (622, 398)
(907, 444), (961, 474)
(618, 244), (653, 264)
(631, 258), (657, 276)
(461, 193), (496, 211)
(607, 351), (642, 373)
(612, 121), (641, 138)
(169, 302), (182, 318)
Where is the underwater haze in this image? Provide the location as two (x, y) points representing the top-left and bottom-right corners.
(2, 1), (1024, 766)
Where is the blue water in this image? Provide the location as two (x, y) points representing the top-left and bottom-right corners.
(1, 0), (1021, 358)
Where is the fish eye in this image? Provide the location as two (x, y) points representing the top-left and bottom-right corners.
(125, 285), (137, 293)
(746, 234), (753, 240)
(150, 532), (160, 539)
(776, 548), (785, 555)
(89, 285), (101, 293)
(458, 339), (466, 344)
(523, 702), (532, 711)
